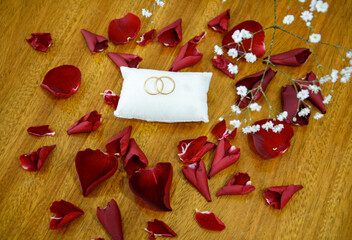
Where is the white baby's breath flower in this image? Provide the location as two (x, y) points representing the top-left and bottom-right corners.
(346, 51), (352, 59)
(252, 124), (261, 133)
(218, 117), (224, 121)
(155, 0), (165, 7)
(214, 45), (223, 55)
(272, 124), (284, 133)
(310, 0), (318, 11)
(262, 121), (274, 131)
(277, 111), (288, 121)
(236, 86), (248, 97)
(319, 75), (331, 84)
(314, 112), (324, 120)
(228, 48), (238, 59)
(350, 59), (352, 66)
(331, 69), (339, 83)
(298, 108), (310, 117)
(245, 53), (257, 63)
(229, 120), (241, 128)
(228, 63), (239, 74)
(309, 33), (321, 43)
(231, 105), (242, 114)
(299, 0), (306, 2)
(249, 103), (262, 112)
(306, 22), (311, 27)
(323, 94), (332, 104)
(242, 126), (252, 134)
(232, 30), (242, 43)
(297, 89), (309, 101)
(316, 1), (328, 13)
(308, 84), (321, 94)
(301, 10), (313, 22)
(340, 66), (352, 75)
(283, 15), (295, 25)
(142, 9), (152, 18)
(341, 74), (351, 83)
(240, 29), (252, 40)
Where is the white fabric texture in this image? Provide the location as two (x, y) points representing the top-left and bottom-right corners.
(114, 67), (213, 123)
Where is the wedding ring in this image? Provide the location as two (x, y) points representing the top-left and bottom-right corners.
(144, 76), (175, 95)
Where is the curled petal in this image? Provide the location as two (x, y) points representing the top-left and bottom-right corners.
(49, 200), (84, 230)
(211, 120), (236, 141)
(108, 52), (142, 68)
(137, 29), (156, 46)
(265, 48), (311, 66)
(41, 65), (81, 98)
(67, 110), (102, 135)
(264, 184), (303, 209)
(157, 19), (182, 47)
(20, 145), (56, 171)
(124, 138), (148, 175)
(177, 136), (216, 164)
(26, 33), (52, 52)
(27, 125), (55, 137)
(216, 172), (255, 196)
(102, 90), (120, 109)
(81, 29), (108, 54)
(108, 13), (141, 45)
(145, 219), (177, 240)
(195, 210), (225, 231)
(212, 55), (235, 79)
(97, 199), (123, 240)
(250, 119), (294, 159)
(182, 160), (211, 202)
(75, 149), (118, 196)
(129, 162), (173, 211)
(208, 9), (230, 33)
(105, 126), (132, 157)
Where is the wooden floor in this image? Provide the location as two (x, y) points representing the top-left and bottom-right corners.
(1, 0), (351, 239)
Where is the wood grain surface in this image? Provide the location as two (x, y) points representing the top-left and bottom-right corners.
(1, 0), (351, 239)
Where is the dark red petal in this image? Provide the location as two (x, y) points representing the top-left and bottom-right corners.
(108, 13), (141, 45)
(40, 65), (81, 98)
(67, 110), (102, 135)
(222, 20), (265, 58)
(103, 90), (120, 109)
(212, 55), (235, 79)
(207, 9), (230, 33)
(137, 29), (156, 46)
(75, 149), (118, 196)
(182, 160), (211, 202)
(108, 52), (142, 68)
(250, 119), (294, 159)
(97, 199), (123, 240)
(49, 200), (84, 230)
(124, 138), (148, 175)
(129, 162), (173, 211)
(20, 145), (56, 171)
(157, 19), (182, 47)
(146, 219), (177, 240)
(177, 136), (216, 164)
(265, 48), (311, 66)
(264, 184), (303, 209)
(92, 238), (104, 240)
(208, 139), (240, 178)
(26, 33), (52, 52)
(235, 68), (276, 108)
(195, 210), (225, 231)
(216, 172), (255, 196)
(27, 125), (55, 137)
(81, 29), (108, 54)
(105, 126), (132, 157)
(211, 120), (237, 141)
(169, 32), (205, 72)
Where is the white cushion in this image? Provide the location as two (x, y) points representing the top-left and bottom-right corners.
(114, 67), (212, 123)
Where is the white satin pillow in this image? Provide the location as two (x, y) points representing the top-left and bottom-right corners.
(114, 67), (212, 123)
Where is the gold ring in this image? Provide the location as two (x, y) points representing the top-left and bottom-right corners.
(144, 76), (175, 95)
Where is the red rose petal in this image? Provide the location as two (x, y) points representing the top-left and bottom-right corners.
(81, 29), (108, 54)
(207, 9), (230, 33)
(265, 48), (311, 66)
(124, 138), (148, 175)
(97, 199), (123, 240)
(92, 238), (104, 240)
(216, 172), (255, 196)
(137, 29), (156, 46)
(67, 110), (102, 135)
(108, 52), (142, 68)
(49, 200), (84, 230)
(20, 145), (56, 171)
(211, 120), (237, 141)
(145, 219), (177, 240)
(250, 119), (294, 159)
(102, 90), (120, 109)
(27, 125), (55, 137)
(105, 126), (132, 157)
(264, 184), (303, 209)
(108, 13), (141, 45)
(75, 149), (118, 196)
(222, 20), (265, 58)
(235, 68), (276, 108)
(208, 139), (240, 178)
(212, 55), (235, 79)
(26, 33), (52, 52)
(157, 19), (182, 47)
(182, 160), (211, 202)
(177, 136), (216, 164)
(129, 162), (173, 211)
(195, 210), (226, 231)
(40, 65), (81, 98)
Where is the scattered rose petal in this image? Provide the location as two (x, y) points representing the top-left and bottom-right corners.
(67, 110), (102, 135)
(235, 68), (276, 108)
(169, 32), (205, 72)
(124, 138), (148, 175)
(264, 184), (303, 209)
(222, 20), (265, 58)
(212, 55), (235, 79)
(207, 9), (230, 33)
(129, 162), (173, 211)
(97, 199), (123, 240)
(40, 65), (81, 98)
(137, 29), (156, 46)
(157, 19), (182, 47)
(211, 120), (236, 141)
(208, 139), (240, 178)
(145, 219), (177, 240)
(20, 145), (56, 171)
(92, 238), (104, 240)
(195, 210), (225, 231)
(108, 13), (141, 45)
(250, 119), (294, 159)
(102, 90), (120, 109)
(81, 29), (108, 54)
(49, 200), (84, 230)
(75, 149), (118, 196)
(108, 52), (142, 68)
(105, 126), (132, 157)
(265, 48), (311, 66)
(216, 172), (255, 196)
(27, 125), (55, 137)
(26, 33), (52, 52)
(177, 136), (216, 164)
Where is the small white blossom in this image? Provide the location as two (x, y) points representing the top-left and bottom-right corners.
(308, 84), (321, 94)
(341, 74), (351, 83)
(331, 69), (339, 83)
(319, 75), (331, 84)
(218, 117), (224, 121)
(306, 22), (311, 27)
(232, 30), (242, 43)
(310, 0), (318, 11)
(350, 59), (352, 66)
(299, 0), (306, 2)
(316, 1), (328, 13)
(298, 108), (310, 117)
(222, 0), (226, 2)
(228, 63), (239, 74)
(346, 51), (352, 59)
(262, 121), (274, 131)
(142, 9), (152, 18)
(155, 0), (165, 7)
(252, 124), (261, 133)
(283, 15), (295, 25)
(214, 45), (223, 55)
(229, 120), (241, 128)
(240, 29), (252, 40)
(249, 103), (262, 112)
(301, 11), (313, 22)
(309, 33), (321, 43)
(245, 53), (257, 63)
(272, 124), (284, 133)
(314, 112), (324, 120)
(231, 105), (241, 114)
(236, 86), (248, 97)
(228, 48), (238, 59)
(323, 94), (332, 104)
(341, 66), (352, 75)
(242, 126), (252, 134)
(277, 111), (288, 121)
(297, 89), (309, 101)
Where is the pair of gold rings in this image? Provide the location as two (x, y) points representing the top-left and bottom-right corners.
(144, 76), (176, 95)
